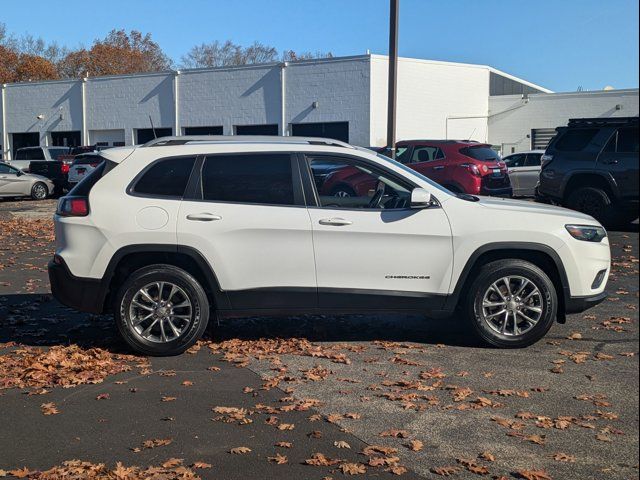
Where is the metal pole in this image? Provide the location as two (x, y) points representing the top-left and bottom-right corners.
(386, 0), (399, 159)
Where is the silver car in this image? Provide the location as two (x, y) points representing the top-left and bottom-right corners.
(503, 150), (544, 197)
(0, 162), (55, 200)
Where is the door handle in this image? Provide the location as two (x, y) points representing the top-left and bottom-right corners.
(601, 159), (619, 165)
(432, 166), (445, 171)
(186, 213), (222, 222)
(319, 217), (352, 226)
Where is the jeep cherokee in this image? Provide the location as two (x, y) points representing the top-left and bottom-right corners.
(49, 136), (611, 356)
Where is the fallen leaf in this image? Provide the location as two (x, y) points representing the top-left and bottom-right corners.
(334, 440), (351, 449)
(230, 446), (252, 454)
(267, 453), (288, 464)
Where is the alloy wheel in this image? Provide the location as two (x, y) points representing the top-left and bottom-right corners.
(33, 184), (47, 199)
(128, 281), (193, 343)
(480, 275), (543, 337)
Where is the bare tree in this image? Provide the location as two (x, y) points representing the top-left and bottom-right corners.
(181, 40), (331, 68)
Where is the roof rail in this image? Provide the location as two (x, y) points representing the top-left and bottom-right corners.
(568, 116), (638, 127)
(141, 135), (353, 148)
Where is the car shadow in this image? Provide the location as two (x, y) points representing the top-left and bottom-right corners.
(0, 293), (479, 351)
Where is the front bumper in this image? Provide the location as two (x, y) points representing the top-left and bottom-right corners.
(48, 257), (104, 314)
(565, 292), (607, 314)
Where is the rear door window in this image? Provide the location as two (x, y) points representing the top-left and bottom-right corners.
(200, 153), (297, 206)
(525, 154), (542, 166)
(554, 129), (598, 152)
(616, 126), (639, 153)
(132, 156), (196, 198)
(504, 154), (525, 167)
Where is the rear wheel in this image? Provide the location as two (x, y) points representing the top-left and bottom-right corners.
(115, 265), (210, 356)
(464, 259), (557, 348)
(31, 182), (48, 200)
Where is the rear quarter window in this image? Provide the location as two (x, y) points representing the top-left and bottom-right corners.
(554, 128), (598, 152)
(131, 156), (196, 198)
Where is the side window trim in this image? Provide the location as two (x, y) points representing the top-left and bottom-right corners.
(300, 152), (420, 211)
(188, 151), (305, 208)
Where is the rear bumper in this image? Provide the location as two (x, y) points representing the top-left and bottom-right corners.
(565, 292), (607, 314)
(48, 257), (104, 314)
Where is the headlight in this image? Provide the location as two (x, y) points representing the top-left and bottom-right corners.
(565, 224), (607, 242)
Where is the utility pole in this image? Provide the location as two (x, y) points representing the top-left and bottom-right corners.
(386, 0), (399, 159)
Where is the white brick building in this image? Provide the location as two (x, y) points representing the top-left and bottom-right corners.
(0, 54), (637, 159)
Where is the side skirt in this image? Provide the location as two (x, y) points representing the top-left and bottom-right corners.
(220, 287), (448, 316)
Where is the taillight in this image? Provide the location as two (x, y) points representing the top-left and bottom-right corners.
(460, 163), (482, 176)
(61, 164), (70, 174)
(57, 197), (89, 217)
(89, 162), (100, 167)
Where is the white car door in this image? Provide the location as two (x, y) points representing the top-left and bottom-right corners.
(177, 152), (316, 309)
(303, 154), (453, 309)
(0, 164), (25, 195)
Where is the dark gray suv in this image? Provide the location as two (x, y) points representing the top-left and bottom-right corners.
(537, 117), (639, 227)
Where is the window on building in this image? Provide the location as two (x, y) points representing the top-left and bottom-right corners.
(184, 126), (223, 136)
(136, 128), (173, 144)
(201, 154), (295, 205)
(554, 129), (598, 152)
(290, 122), (349, 143)
(51, 131), (81, 148)
(132, 156), (196, 198)
(234, 124), (279, 136)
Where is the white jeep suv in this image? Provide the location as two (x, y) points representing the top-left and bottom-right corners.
(48, 136), (611, 356)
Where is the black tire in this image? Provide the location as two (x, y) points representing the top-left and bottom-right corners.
(30, 182), (48, 200)
(464, 259), (557, 348)
(565, 187), (613, 224)
(115, 264), (210, 356)
(331, 185), (356, 197)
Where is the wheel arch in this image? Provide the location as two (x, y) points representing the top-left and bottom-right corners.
(100, 244), (229, 313)
(445, 242), (570, 321)
(562, 172), (619, 203)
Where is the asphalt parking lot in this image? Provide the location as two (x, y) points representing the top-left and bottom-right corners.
(0, 198), (638, 479)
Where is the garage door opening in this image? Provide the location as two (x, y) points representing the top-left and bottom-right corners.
(136, 128), (172, 144)
(11, 132), (39, 157)
(291, 122), (349, 143)
(90, 129), (125, 147)
(51, 131), (81, 148)
(234, 124), (278, 136)
(184, 126), (224, 136)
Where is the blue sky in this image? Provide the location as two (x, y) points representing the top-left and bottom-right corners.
(2, 0), (638, 92)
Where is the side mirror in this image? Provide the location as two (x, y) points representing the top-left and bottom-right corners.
(411, 188), (432, 208)
(16, 170), (24, 176)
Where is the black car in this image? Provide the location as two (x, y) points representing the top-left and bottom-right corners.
(537, 117), (639, 226)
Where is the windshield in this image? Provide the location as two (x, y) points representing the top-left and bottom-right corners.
(375, 153), (454, 196)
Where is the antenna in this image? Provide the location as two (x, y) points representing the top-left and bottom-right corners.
(149, 115), (157, 139)
(467, 127), (477, 141)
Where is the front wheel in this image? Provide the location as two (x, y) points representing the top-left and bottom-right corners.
(115, 265), (210, 356)
(31, 182), (48, 200)
(464, 259), (557, 348)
